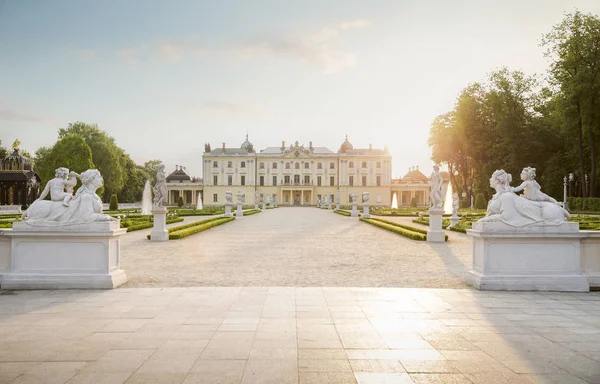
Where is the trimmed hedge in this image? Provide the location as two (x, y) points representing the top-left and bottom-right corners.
(568, 197), (600, 212)
(169, 217), (235, 239)
(233, 209), (262, 216)
(334, 209), (351, 216)
(126, 217), (184, 232)
(109, 194), (119, 211)
(360, 218), (427, 241)
(371, 217), (448, 241)
(0, 221), (14, 228)
(167, 216), (225, 233)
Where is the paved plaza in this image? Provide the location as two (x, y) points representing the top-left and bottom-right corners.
(1, 287), (599, 383)
(120, 208), (472, 288)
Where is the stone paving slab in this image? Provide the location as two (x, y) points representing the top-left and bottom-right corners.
(120, 208), (472, 288)
(1, 287), (599, 383)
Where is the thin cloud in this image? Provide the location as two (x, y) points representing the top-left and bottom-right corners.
(0, 108), (54, 123)
(115, 19), (371, 73)
(194, 100), (272, 120)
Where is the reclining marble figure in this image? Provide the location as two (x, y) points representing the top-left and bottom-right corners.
(21, 169), (115, 225)
(477, 169), (570, 227)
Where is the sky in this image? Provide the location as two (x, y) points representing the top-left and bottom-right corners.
(2, 0), (600, 179)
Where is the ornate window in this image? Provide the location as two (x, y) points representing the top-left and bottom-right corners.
(349, 161), (354, 168)
(362, 161), (367, 168)
(376, 161), (381, 168)
(286, 162), (290, 169)
(294, 175), (300, 183)
(213, 161), (218, 168)
(228, 161), (233, 168)
(272, 162), (277, 169)
(304, 175), (310, 184)
(295, 162), (300, 169)
(304, 162), (309, 169)
(317, 162), (322, 169)
(330, 162), (335, 169)
(259, 162), (265, 169)
(241, 161), (246, 168)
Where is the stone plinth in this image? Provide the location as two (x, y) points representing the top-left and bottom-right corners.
(351, 204), (358, 217)
(448, 215), (460, 229)
(224, 203), (233, 218)
(1, 221), (127, 290)
(427, 209), (445, 242)
(465, 221), (589, 292)
(362, 204), (370, 219)
(151, 208), (169, 241)
(236, 202), (244, 217)
(581, 231), (600, 288)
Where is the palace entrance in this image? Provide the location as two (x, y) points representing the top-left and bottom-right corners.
(281, 188), (312, 206)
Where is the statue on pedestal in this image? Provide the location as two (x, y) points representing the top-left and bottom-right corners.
(22, 169), (115, 225)
(37, 167), (79, 207)
(478, 169), (570, 227)
(153, 164), (167, 208)
(512, 166), (558, 204)
(430, 164), (443, 210)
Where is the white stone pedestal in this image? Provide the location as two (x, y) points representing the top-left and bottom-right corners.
(151, 208), (169, 242)
(448, 215), (460, 229)
(465, 222), (589, 292)
(224, 203), (233, 218)
(362, 204), (370, 219)
(427, 209), (445, 242)
(1, 221), (127, 290)
(336, 203), (340, 210)
(351, 203), (358, 217)
(236, 203), (244, 217)
(254, 204), (259, 210)
(261, 203), (266, 210)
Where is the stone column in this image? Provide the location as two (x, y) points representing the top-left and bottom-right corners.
(224, 190), (233, 217)
(335, 190), (340, 210)
(301, 190), (304, 206)
(427, 208), (445, 242)
(362, 192), (370, 218)
(236, 191), (244, 217)
(151, 206), (169, 241)
(350, 193), (359, 217)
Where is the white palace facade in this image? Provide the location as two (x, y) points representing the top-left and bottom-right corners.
(165, 135), (433, 207)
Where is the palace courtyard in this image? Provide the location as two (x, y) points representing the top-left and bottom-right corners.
(120, 208), (472, 288)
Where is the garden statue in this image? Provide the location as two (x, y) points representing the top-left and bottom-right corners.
(225, 190), (233, 204)
(22, 169), (115, 225)
(153, 164), (167, 208)
(204, 143), (211, 153)
(478, 169), (570, 227)
(512, 166), (558, 204)
(36, 167), (79, 207)
(430, 164), (443, 210)
(452, 192), (459, 217)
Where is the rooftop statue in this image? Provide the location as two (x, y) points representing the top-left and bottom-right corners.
(22, 169), (115, 225)
(477, 169), (570, 227)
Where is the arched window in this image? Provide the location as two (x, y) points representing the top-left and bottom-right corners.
(317, 163), (322, 169)
(272, 162), (277, 169)
(213, 161), (218, 168)
(295, 162), (300, 169)
(241, 161), (246, 168)
(349, 161), (354, 168)
(228, 161), (233, 168)
(330, 162), (334, 169)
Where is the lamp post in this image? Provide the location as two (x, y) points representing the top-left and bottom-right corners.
(563, 176), (568, 210)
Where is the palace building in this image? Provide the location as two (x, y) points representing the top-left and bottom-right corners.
(165, 135), (433, 207)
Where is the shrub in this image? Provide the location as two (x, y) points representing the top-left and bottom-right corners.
(410, 197), (417, 207)
(169, 217), (235, 239)
(126, 217), (184, 232)
(177, 196), (184, 208)
(474, 193), (486, 210)
(234, 209), (261, 216)
(334, 209), (351, 216)
(361, 218), (427, 241)
(109, 194), (118, 211)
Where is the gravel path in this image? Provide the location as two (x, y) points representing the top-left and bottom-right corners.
(120, 208), (473, 288)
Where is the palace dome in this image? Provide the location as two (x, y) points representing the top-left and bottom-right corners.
(0, 147), (33, 171)
(339, 135), (353, 153)
(241, 134), (253, 150)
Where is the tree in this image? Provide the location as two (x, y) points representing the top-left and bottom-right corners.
(142, 159), (162, 186)
(118, 157), (150, 203)
(0, 141), (8, 159)
(34, 135), (95, 187)
(542, 11), (600, 197)
(109, 194), (119, 211)
(178, 196), (184, 208)
(475, 193), (487, 210)
(58, 122), (125, 200)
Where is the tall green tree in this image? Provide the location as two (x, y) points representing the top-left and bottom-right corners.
(542, 11), (600, 197)
(58, 122), (125, 200)
(0, 141), (8, 159)
(34, 135), (95, 187)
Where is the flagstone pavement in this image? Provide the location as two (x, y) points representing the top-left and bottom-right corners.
(1, 287), (600, 384)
